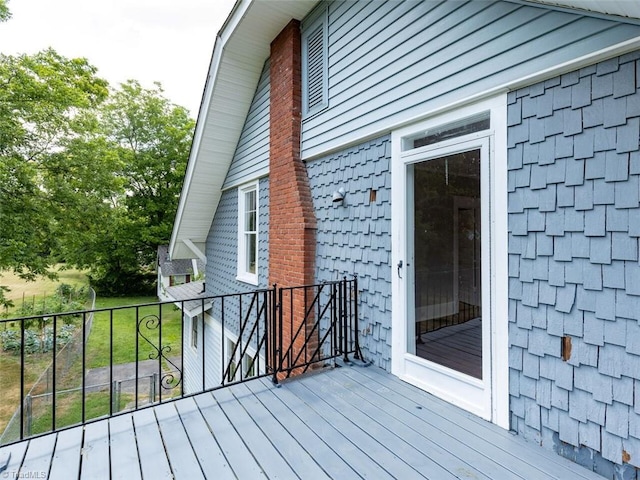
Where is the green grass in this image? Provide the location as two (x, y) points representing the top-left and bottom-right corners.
(87, 296), (183, 369)
(29, 391), (136, 436)
(1, 266), (89, 312)
(0, 295), (183, 439)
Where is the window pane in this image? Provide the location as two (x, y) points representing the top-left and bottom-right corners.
(246, 233), (257, 274)
(403, 112), (490, 151)
(413, 149), (483, 379)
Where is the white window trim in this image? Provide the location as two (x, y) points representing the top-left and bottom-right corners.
(236, 181), (259, 285)
(301, 7), (328, 117)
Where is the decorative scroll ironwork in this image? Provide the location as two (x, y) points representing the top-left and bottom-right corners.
(137, 314), (182, 391)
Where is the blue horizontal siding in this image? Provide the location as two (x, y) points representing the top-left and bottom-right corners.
(223, 59), (270, 188)
(301, 0), (640, 159)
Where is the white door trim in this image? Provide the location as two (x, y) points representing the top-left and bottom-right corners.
(391, 94), (509, 428)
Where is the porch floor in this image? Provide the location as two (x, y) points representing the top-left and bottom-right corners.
(0, 364), (601, 480)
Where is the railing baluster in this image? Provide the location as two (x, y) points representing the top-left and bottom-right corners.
(20, 317), (25, 440)
(52, 314), (57, 432)
(82, 311), (86, 424)
(200, 299), (204, 394)
(158, 303), (162, 404)
(135, 306), (139, 410)
(109, 309), (114, 416)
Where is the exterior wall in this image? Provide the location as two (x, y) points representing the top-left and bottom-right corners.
(205, 177), (270, 295)
(508, 52), (640, 478)
(301, 0), (640, 159)
(183, 314), (224, 394)
(223, 59), (270, 189)
(307, 136), (392, 370)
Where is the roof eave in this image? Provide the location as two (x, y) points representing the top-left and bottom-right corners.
(170, 0), (317, 260)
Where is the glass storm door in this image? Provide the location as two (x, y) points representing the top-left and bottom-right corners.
(392, 98), (509, 426)
(411, 149), (483, 379)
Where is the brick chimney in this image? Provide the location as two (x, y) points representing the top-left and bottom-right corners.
(269, 20), (317, 374)
(269, 19), (316, 289)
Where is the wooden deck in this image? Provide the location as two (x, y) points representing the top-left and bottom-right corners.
(0, 364), (602, 480)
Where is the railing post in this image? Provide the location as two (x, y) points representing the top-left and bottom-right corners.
(342, 277), (349, 362)
(20, 318), (25, 440)
(353, 275), (361, 360)
(272, 285), (281, 384)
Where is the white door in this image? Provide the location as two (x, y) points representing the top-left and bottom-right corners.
(391, 97), (509, 426)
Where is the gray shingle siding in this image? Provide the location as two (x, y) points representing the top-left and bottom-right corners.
(508, 51), (640, 477)
(204, 177), (269, 335)
(307, 136), (392, 371)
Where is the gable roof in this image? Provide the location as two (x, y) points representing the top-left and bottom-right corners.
(169, 0), (317, 260)
(170, 0), (640, 260)
(157, 245), (204, 277)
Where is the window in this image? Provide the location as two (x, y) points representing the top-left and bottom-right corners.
(237, 181), (259, 284)
(302, 10), (327, 115)
(191, 315), (199, 349)
(170, 274), (187, 286)
(226, 338), (257, 382)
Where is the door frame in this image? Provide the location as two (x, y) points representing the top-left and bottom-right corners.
(390, 94), (509, 428)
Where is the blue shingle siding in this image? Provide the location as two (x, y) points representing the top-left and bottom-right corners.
(306, 136), (392, 371)
(205, 177), (270, 337)
(508, 52), (640, 476)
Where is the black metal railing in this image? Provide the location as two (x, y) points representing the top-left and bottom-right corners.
(275, 277), (360, 380)
(0, 277), (360, 446)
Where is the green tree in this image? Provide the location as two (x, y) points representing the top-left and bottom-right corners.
(0, 0), (11, 22)
(57, 81), (195, 295)
(0, 49), (108, 306)
(0, 50), (193, 300)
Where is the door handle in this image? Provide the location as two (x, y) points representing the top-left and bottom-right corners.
(397, 260), (403, 278)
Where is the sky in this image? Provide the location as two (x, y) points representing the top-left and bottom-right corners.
(0, 0), (237, 116)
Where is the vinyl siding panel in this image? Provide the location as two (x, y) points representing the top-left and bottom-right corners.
(301, 0), (640, 159)
(223, 60), (270, 189)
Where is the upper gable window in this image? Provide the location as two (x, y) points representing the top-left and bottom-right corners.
(302, 10), (328, 116)
(237, 181), (259, 285)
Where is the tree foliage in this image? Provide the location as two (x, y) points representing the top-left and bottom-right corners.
(0, 0), (11, 22)
(0, 50), (194, 299)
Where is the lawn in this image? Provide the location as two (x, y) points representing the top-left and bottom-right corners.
(0, 295), (184, 442)
(87, 296), (183, 368)
(1, 266), (89, 312)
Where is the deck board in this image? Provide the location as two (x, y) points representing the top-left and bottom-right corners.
(286, 374), (437, 479)
(312, 368), (513, 480)
(194, 391), (267, 479)
(154, 402), (204, 480)
(20, 433), (56, 478)
(352, 365), (600, 480)
(49, 427), (83, 480)
(174, 397), (236, 480)
(212, 386), (300, 480)
(0, 364), (605, 480)
(109, 414), (141, 480)
(244, 378), (362, 480)
(256, 377), (395, 480)
(79, 420), (109, 480)
(228, 381), (331, 480)
(132, 408), (172, 479)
